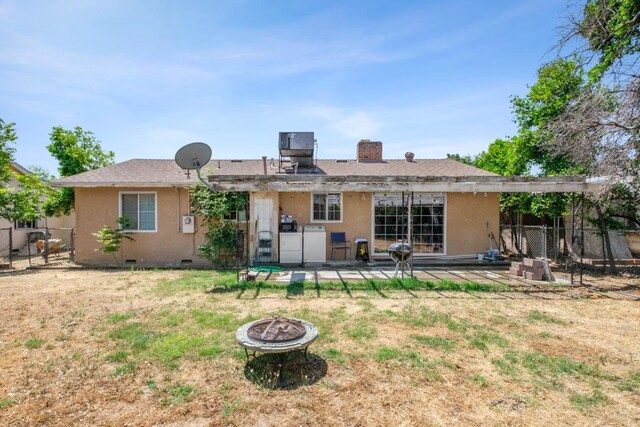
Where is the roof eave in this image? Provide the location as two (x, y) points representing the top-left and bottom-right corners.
(51, 181), (197, 188)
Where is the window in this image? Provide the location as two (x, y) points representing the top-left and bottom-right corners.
(373, 193), (445, 256)
(14, 220), (37, 229)
(312, 192), (342, 222)
(119, 192), (157, 232)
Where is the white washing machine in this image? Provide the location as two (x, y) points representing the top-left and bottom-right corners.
(303, 225), (326, 263)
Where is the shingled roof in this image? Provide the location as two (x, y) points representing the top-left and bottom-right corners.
(53, 158), (497, 187)
(53, 158), (595, 192)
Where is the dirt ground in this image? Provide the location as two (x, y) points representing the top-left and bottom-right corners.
(1, 265), (639, 426)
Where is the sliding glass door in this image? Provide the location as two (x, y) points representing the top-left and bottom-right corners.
(372, 193), (445, 256)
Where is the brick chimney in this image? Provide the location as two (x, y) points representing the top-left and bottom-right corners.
(356, 139), (382, 162)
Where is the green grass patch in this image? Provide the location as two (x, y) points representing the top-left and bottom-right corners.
(156, 271), (508, 296)
(374, 346), (448, 381)
(345, 322), (377, 340)
(25, 338), (45, 349)
(491, 349), (614, 389)
(157, 310), (186, 327)
(156, 270), (239, 296)
(105, 351), (129, 363)
(616, 371), (640, 393)
(114, 362), (137, 376)
(108, 322), (156, 351)
(492, 351), (520, 379)
(322, 348), (346, 364)
(0, 398), (16, 409)
(527, 310), (567, 325)
(412, 335), (457, 351)
(198, 344), (224, 359)
(394, 306), (468, 332)
(375, 346), (403, 362)
(520, 351), (612, 382)
(169, 383), (194, 405)
(107, 311), (136, 323)
(570, 390), (608, 411)
(466, 329), (509, 351)
(472, 374), (489, 387)
(189, 309), (238, 332)
(145, 334), (208, 365)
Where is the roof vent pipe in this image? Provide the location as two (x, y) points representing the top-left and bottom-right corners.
(405, 152), (415, 162)
(262, 156), (267, 175)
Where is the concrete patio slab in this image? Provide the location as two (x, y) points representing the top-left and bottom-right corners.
(249, 265), (552, 287)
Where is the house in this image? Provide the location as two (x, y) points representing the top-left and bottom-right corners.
(53, 138), (594, 267)
(0, 163), (75, 255)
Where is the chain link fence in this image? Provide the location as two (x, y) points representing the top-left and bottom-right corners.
(0, 227), (12, 269)
(25, 227), (74, 265)
(0, 227), (74, 268)
(500, 224), (640, 275)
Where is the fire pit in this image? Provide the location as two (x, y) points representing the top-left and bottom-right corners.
(236, 315), (318, 361)
(388, 242), (412, 278)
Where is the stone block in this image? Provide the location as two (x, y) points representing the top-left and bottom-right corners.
(523, 258), (544, 268)
(524, 271), (543, 281)
(509, 267), (522, 276)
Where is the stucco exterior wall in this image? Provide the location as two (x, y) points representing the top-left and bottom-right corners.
(446, 192), (500, 256)
(72, 188), (500, 266)
(279, 191), (499, 259)
(75, 187), (209, 267)
(278, 192), (372, 261)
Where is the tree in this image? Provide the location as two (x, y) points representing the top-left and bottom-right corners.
(45, 126), (115, 216)
(0, 119), (17, 184)
(93, 217), (135, 267)
(546, 0), (640, 272)
(0, 120), (51, 222)
(550, 0), (640, 195)
(191, 185), (248, 266)
(448, 59), (585, 220)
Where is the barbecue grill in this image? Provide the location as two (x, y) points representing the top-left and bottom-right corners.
(388, 242), (412, 278)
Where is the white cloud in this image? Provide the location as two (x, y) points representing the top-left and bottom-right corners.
(304, 106), (380, 139)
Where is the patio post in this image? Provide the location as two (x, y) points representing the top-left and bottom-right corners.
(570, 193), (575, 284)
(580, 192), (584, 285)
(8, 227), (12, 269)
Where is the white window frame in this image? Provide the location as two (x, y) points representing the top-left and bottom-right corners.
(118, 191), (158, 233)
(370, 193), (447, 257)
(310, 192), (343, 223)
(14, 219), (38, 229)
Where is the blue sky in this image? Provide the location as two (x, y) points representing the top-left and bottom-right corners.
(1, 0), (576, 176)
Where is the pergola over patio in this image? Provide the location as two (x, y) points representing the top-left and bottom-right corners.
(208, 174), (600, 193)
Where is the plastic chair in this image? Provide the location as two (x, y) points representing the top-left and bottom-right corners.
(330, 232), (352, 260)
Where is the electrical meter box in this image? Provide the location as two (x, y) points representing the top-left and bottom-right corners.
(182, 215), (195, 233)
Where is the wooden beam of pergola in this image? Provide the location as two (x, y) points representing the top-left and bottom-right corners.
(208, 174), (598, 193)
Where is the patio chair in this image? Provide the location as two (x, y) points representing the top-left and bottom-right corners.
(330, 232), (352, 260)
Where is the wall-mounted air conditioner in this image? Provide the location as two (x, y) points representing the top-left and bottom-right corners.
(182, 215), (195, 233)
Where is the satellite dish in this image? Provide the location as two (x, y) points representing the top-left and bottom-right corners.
(175, 142), (212, 170)
(175, 142), (216, 192)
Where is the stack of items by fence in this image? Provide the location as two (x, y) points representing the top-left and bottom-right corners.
(509, 258), (549, 281)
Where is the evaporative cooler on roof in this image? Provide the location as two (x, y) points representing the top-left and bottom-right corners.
(278, 132), (315, 168)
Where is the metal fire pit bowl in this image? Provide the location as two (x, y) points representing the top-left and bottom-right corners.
(236, 316), (318, 361)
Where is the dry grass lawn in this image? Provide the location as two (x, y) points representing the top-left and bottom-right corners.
(1, 267), (639, 426)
